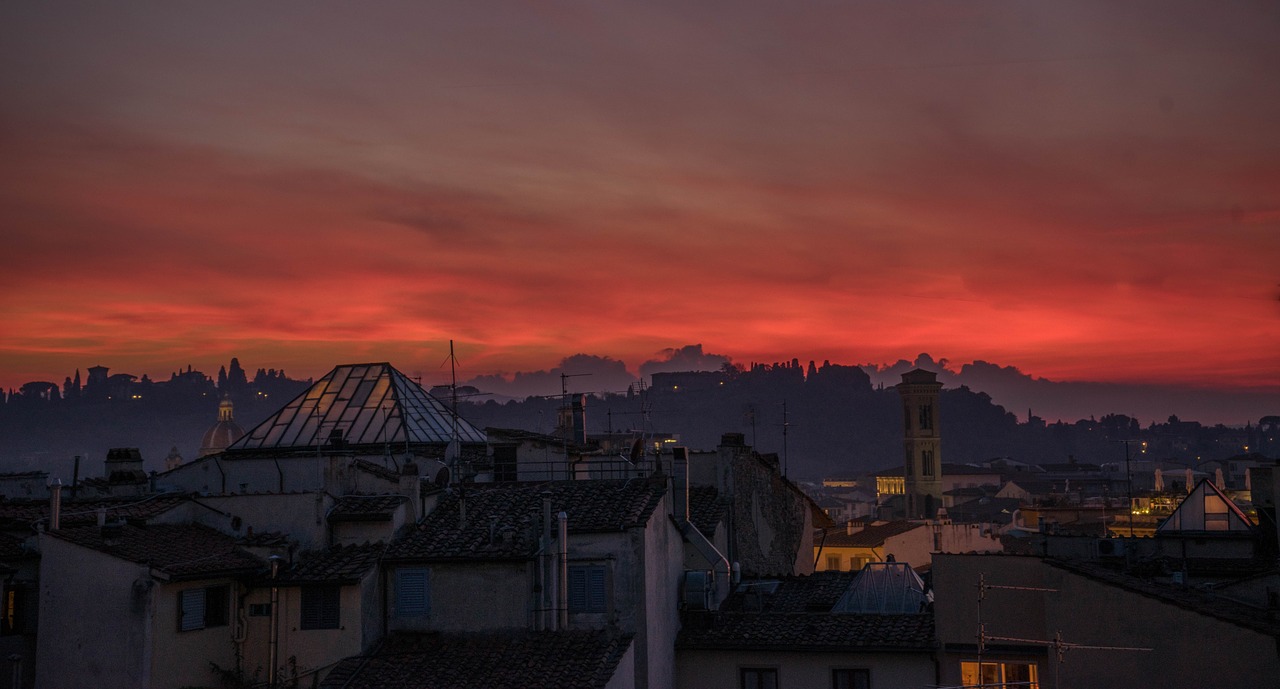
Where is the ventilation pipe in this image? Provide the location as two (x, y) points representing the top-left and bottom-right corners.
(48, 479), (62, 531)
(557, 511), (569, 630)
(541, 491), (554, 631)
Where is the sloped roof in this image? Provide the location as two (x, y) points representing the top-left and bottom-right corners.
(832, 562), (933, 614)
(319, 631), (633, 689)
(329, 494), (408, 523)
(688, 485), (728, 538)
(1157, 479), (1254, 533)
(677, 612), (935, 651)
(385, 479), (667, 562)
(0, 494), (191, 530)
(230, 362), (486, 452)
(722, 571), (860, 613)
(820, 520), (922, 548)
(48, 523), (263, 580)
(272, 542), (385, 585)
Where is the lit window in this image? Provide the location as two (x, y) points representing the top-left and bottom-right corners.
(741, 667), (778, 689)
(960, 661), (1038, 689)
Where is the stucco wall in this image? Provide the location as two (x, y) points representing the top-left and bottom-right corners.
(197, 492), (330, 548)
(36, 535), (154, 688)
(149, 580), (241, 688)
(240, 582), (367, 685)
(675, 649), (935, 689)
(388, 561), (532, 632)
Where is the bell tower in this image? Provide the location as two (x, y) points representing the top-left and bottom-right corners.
(896, 369), (943, 519)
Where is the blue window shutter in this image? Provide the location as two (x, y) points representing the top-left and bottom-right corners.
(396, 568), (430, 617)
(587, 566), (606, 612)
(568, 566), (587, 612)
(180, 589), (205, 631)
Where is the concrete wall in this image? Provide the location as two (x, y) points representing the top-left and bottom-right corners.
(881, 523), (1003, 570)
(604, 641), (637, 689)
(676, 649), (935, 689)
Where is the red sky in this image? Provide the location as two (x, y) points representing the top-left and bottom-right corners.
(2, 2), (1278, 400)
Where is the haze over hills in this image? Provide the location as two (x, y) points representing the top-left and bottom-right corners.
(1, 348), (1275, 482)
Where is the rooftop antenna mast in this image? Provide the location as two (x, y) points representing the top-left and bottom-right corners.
(560, 372), (591, 479)
(781, 400), (791, 478)
(441, 341), (463, 477)
(967, 573), (1150, 689)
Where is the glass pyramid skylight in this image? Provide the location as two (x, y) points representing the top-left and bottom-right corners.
(832, 562), (933, 614)
(229, 363), (486, 451)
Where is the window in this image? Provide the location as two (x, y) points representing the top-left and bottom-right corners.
(832, 668), (870, 689)
(300, 586), (340, 630)
(1, 584), (28, 635)
(960, 661), (1038, 689)
(741, 668), (778, 689)
(179, 585), (229, 632)
(568, 564), (607, 613)
(493, 446), (518, 482)
(248, 603), (271, 617)
(919, 404), (933, 431)
(922, 450), (936, 477)
(826, 555), (842, 571)
(395, 567), (430, 618)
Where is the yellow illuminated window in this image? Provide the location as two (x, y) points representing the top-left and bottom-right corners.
(960, 661), (1038, 688)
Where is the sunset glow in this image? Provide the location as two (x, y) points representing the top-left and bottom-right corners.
(2, 2), (1278, 398)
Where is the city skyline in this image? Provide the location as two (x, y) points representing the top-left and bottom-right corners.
(3, 3), (1279, 404)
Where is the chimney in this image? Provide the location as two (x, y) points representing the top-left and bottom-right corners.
(846, 520), (862, 536)
(49, 479), (63, 531)
(672, 447), (690, 522)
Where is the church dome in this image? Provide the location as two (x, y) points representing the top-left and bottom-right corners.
(200, 396), (245, 457)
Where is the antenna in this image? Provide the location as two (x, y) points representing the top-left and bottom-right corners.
(441, 341), (463, 477)
(781, 400), (790, 478)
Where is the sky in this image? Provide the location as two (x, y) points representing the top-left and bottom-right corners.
(2, 1), (1278, 414)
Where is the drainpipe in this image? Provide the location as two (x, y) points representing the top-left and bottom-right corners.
(268, 555), (284, 688)
(557, 511), (568, 630)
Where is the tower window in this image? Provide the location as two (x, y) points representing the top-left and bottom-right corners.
(919, 404), (933, 431)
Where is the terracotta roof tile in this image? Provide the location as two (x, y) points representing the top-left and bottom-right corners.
(329, 494), (408, 522)
(677, 612), (935, 651)
(0, 494), (190, 530)
(819, 520), (922, 548)
(722, 571), (861, 613)
(273, 542), (385, 584)
(48, 523), (262, 580)
(688, 485), (727, 537)
(319, 630), (632, 689)
(385, 480), (666, 562)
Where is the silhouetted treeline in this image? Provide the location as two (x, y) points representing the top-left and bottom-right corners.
(0, 359), (310, 478)
(1, 357), (1272, 481)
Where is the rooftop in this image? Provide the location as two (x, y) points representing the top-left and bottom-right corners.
(687, 484), (727, 538)
(329, 494), (408, 523)
(319, 630), (633, 689)
(48, 523), (262, 581)
(273, 542), (385, 585)
(677, 611), (935, 651)
(385, 479), (667, 562)
(0, 494), (191, 530)
(230, 362), (486, 452)
(818, 520), (922, 548)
